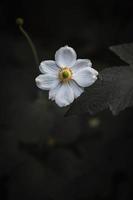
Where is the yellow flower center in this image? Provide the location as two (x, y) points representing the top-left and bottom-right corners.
(59, 68), (72, 82)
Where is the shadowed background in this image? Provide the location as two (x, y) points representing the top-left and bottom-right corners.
(0, 0), (133, 199)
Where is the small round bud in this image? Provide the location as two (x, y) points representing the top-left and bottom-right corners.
(16, 17), (24, 26)
(88, 118), (101, 128)
(47, 137), (56, 146)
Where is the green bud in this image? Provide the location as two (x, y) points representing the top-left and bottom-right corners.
(16, 17), (24, 26)
(88, 118), (100, 128)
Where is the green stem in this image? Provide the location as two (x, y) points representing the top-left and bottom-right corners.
(17, 19), (39, 67)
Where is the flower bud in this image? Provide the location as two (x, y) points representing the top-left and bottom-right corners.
(16, 17), (24, 26)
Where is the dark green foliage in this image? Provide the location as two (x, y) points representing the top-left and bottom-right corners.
(67, 43), (133, 116)
(110, 43), (133, 65)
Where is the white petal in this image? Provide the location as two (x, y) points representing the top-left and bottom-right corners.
(71, 59), (92, 73)
(69, 80), (84, 98)
(55, 46), (77, 68)
(87, 67), (98, 76)
(39, 60), (59, 75)
(55, 83), (74, 107)
(35, 74), (59, 90)
(73, 68), (98, 87)
(49, 83), (61, 101)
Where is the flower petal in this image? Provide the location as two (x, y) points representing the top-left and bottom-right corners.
(35, 74), (59, 90)
(87, 67), (99, 76)
(71, 59), (92, 73)
(39, 60), (59, 75)
(73, 68), (98, 87)
(69, 80), (84, 98)
(55, 46), (77, 67)
(55, 83), (74, 107)
(49, 83), (61, 101)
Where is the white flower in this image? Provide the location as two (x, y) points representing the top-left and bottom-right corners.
(35, 46), (98, 107)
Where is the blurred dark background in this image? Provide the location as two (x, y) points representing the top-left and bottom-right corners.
(1, 0), (133, 199)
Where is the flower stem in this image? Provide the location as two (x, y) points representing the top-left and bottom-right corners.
(16, 18), (39, 67)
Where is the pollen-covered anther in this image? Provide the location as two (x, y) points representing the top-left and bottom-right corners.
(59, 68), (72, 82)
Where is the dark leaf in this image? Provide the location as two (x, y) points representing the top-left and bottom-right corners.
(66, 66), (133, 116)
(110, 43), (133, 65)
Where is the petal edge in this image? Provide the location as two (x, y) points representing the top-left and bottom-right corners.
(55, 46), (77, 68)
